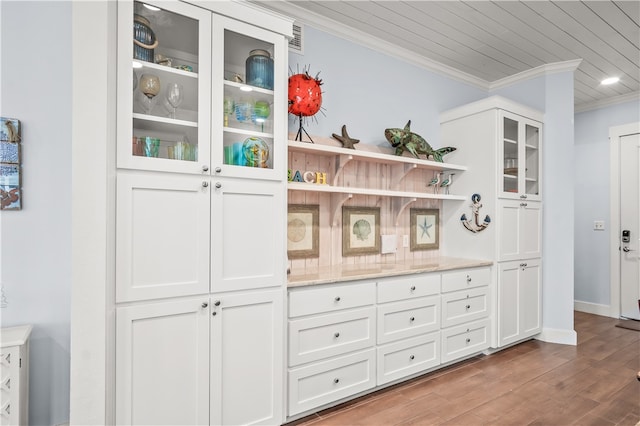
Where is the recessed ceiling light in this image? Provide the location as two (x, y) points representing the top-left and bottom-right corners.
(601, 77), (620, 85)
(143, 3), (161, 11)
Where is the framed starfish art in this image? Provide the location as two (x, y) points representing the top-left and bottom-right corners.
(410, 208), (439, 251)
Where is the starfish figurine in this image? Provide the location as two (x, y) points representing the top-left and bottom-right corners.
(332, 125), (360, 149)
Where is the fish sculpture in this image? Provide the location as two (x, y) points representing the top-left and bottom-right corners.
(384, 120), (456, 162)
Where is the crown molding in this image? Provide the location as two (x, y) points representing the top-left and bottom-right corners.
(575, 91), (640, 114)
(489, 59), (583, 91)
(255, 0), (490, 90)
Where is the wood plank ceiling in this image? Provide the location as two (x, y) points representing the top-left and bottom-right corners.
(258, 1), (640, 112)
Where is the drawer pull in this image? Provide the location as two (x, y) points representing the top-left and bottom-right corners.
(410, 285), (416, 291)
(201, 302), (208, 308)
(409, 316), (415, 322)
(334, 332), (340, 338)
(409, 355), (415, 360)
(466, 304), (471, 310)
(466, 275), (472, 283)
(466, 338), (471, 344)
(333, 378), (340, 384)
(334, 296), (341, 302)
(214, 300), (221, 306)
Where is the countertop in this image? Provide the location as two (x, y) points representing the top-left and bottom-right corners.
(287, 257), (493, 288)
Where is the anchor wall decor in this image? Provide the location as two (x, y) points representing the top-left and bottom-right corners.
(461, 193), (491, 233)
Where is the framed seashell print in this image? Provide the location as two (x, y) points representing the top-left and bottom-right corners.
(342, 206), (380, 256)
(287, 204), (320, 259)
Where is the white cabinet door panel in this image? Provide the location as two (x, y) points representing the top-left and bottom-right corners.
(210, 289), (283, 425)
(116, 299), (210, 425)
(211, 178), (284, 292)
(116, 172), (210, 302)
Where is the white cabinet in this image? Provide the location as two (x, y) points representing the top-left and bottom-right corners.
(286, 265), (492, 419)
(210, 178), (284, 292)
(116, 290), (283, 426)
(115, 299), (210, 426)
(498, 199), (542, 261)
(499, 111), (542, 200)
(117, 0), (212, 174)
(0, 325), (32, 426)
(287, 282), (376, 416)
(497, 259), (542, 347)
(114, 1), (291, 424)
(440, 96), (543, 349)
(210, 289), (284, 426)
(116, 172), (211, 302)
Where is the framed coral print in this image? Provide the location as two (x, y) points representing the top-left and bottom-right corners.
(287, 204), (319, 259)
(342, 206), (380, 256)
(410, 208), (439, 251)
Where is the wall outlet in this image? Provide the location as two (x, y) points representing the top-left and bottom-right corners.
(594, 220), (605, 230)
(402, 235), (409, 248)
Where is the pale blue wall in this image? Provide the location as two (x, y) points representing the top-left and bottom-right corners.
(542, 71), (576, 332)
(574, 100), (640, 307)
(0, 2), (72, 425)
(288, 26), (488, 147)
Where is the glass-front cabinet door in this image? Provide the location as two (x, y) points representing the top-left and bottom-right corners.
(211, 15), (286, 181)
(499, 111), (542, 201)
(117, 1), (212, 174)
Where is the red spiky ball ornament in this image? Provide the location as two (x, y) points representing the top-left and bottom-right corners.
(288, 69), (323, 142)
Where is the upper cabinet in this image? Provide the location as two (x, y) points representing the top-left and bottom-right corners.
(211, 15), (287, 181)
(499, 111), (541, 201)
(117, 0), (212, 175)
(117, 1), (287, 181)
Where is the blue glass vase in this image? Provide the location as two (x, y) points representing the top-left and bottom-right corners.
(245, 49), (274, 90)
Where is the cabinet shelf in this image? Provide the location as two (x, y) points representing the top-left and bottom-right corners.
(504, 138), (517, 145)
(133, 113), (198, 128)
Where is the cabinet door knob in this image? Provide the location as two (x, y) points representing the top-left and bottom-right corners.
(201, 302), (208, 308)
(215, 182), (222, 189)
(410, 285), (416, 291)
(409, 355), (415, 360)
(409, 316), (415, 322)
(466, 304), (471, 309)
(466, 275), (472, 283)
(214, 300), (221, 306)
(333, 378), (340, 384)
(520, 194), (527, 199)
(202, 165), (209, 172)
(215, 167), (222, 173)
(334, 296), (341, 302)
(334, 332), (340, 338)
(202, 181), (209, 188)
(466, 338), (471, 343)
(212, 312), (217, 316)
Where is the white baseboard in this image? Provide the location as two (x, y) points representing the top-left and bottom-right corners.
(536, 327), (577, 346)
(574, 300), (615, 318)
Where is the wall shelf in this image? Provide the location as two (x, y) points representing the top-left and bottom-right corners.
(288, 140), (467, 226)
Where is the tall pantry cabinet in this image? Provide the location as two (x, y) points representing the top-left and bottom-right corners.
(440, 96), (543, 349)
(113, 1), (293, 424)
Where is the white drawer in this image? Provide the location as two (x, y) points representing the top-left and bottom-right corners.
(288, 349), (376, 416)
(377, 296), (440, 344)
(289, 282), (376, 318)
(289, 307), (375, 367)
(376, 331), (440, 386)
(441, 267), (491, 293)
(377, 274), (440, 303)
(441, 287), (491, 328)
(441, 318), (491, 363)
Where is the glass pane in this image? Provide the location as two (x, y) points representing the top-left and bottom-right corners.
(503, 117), (519, 194)
(222, 29), (275, 170)
(525, 124), (539, 195)
(132, 1), (199, 162)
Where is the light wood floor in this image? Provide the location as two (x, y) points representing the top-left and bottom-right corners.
(288, 311), (640, 426)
